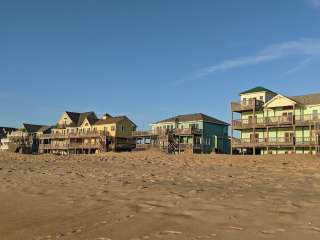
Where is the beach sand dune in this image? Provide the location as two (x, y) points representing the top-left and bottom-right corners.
(1, 151), (320, 240)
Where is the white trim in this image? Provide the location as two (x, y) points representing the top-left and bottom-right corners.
(264, 94), (297, 108)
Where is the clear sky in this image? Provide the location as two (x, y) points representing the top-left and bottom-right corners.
(1, 0), (320, 129)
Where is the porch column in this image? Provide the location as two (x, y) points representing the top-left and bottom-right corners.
(293, 104), (296, 154)
(231, 111), (234, 155)
(253, 100), (256, 155)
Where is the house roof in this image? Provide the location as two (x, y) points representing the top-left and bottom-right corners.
(154, 113), (229, 126)
(22, 123), (49, 133)
(0, 127), (16, 137)
(94, 116), (137, 127)
(290, 93), (320, 105)
(36, 126), (53, 133)
(240, 86), (277, 95)
(65, 111), (97, 127)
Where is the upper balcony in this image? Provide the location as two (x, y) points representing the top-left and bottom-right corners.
(173, 128), (202, 135)
(231, 99), (264, 113)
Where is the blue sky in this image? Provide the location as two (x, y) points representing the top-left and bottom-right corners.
(1, 0), (320, 129)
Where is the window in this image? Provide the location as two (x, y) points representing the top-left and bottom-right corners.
(313, 110), (318, 120)
(111, 126), (115, 131)
(259, 96), (264, 101)
(121, 125), (124, 132)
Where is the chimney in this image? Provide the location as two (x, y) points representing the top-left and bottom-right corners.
(102, 113), (112, 120)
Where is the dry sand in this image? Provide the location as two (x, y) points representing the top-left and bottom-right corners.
(0, 151), (320, 240)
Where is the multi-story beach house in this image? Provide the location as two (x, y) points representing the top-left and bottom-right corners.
(0, 127), (17, 151)
(39, 111), (136, 154)
(231, 87), (320, 154)
(4, 123), (51, 153)
(133, 113), (229, 154)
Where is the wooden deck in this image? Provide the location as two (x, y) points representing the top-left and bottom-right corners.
(232, 114), (320, 130)
(40, 132), (109, 139)
(232, 137), (319, 148)
(231, 99), (264, 112)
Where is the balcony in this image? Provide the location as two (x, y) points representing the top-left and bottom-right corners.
(173, 128), (202, 135)
(39, 144), (69, 150)
(232, 137), (295, 147)
(231, 99), (264, 112)
(295, 137), (318, 146)
(40, 131), (109, 139)
(232, 118), (265, 129)
(132, 128), (202, 137)
(233, 114), (320, 130)
(132, 130), (158, 137)
(266, 137), (294, 146)
(232, 135), (320, 149)
(295, 114), (320, 126)
(265, 116), (293, 126)
(39, 143), (102, 150)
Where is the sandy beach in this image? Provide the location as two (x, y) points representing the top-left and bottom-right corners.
(1, 151), (320, 240)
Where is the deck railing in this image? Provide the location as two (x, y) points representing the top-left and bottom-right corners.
(132, 130), (157, 137)
(132, 128), (202, 137)
(231, 99), (264, 112)
(39, 142), (102, 149)
(173, 128), (202, 135)
(233, 114), (320, 129)
(40, 131), (109, 139)
(232, 136), (320, 147)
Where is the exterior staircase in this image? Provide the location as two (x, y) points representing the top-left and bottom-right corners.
(167, 132), (178, 154)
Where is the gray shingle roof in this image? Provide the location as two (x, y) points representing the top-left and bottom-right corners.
(65, 111), (97, 127)
(22, 123), (49, 133)
(290, 93), (320, 105)
(154, 113), (229, 126)
(0, 127), (16, 138)
(94, 116), (137, 127)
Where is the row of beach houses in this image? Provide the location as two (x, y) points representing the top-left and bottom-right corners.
(1, 86), (320, 155)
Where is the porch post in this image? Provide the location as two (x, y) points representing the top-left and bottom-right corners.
(231, 111), (234, 155)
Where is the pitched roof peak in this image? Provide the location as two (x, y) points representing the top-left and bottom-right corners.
(240, 86), (277, 95)
(154, 113), (228, 125)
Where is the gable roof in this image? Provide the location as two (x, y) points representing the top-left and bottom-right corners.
(240, 86), (277, 95)
(94, 116), (137, 127)
(65, 111), (97, 127)
(264, 94), (298, 108)
(154, 113), (229, 126)
(36, 125), (53, 133)
(0, 127), (16, 137)
(22, 123), (49, 133)
(290, 93), (320, 105)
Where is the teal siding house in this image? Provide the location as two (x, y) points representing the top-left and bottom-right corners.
(145, 113), (229, 154)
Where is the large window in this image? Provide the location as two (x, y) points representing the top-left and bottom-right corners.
(313, 110), (318, 120)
